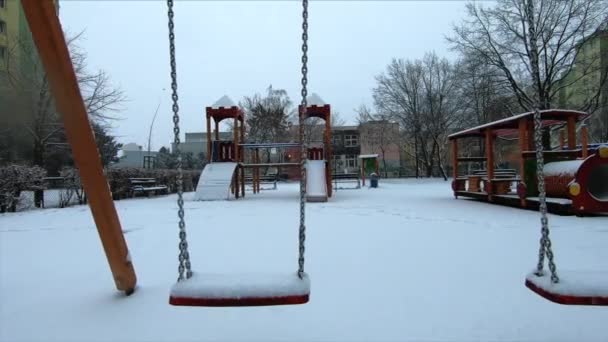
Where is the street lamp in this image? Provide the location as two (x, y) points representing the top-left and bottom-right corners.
(146, 88), (165, 168)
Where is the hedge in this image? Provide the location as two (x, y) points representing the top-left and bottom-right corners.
(105, 168), (201, 200)
(0, 164), (47, 213)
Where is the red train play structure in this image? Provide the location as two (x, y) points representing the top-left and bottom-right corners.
(449, 109), (608, 216)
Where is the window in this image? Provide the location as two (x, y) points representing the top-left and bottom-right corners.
(0, 21), (5, 34)
(332, 135), (342, 146)
(143, 155), (156, 169)
(331, 155), (345, 172)
(0, 0), (5, 9)
(344, 134), (359, 147)
(346, 155), (358, 168)
(0, 46), (6, 62)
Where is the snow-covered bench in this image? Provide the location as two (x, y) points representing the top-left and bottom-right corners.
(128, 178), (168, 198)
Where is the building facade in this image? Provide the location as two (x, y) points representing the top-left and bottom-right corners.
(331, 125), (361, 174)
(558, 26), (608, 142)
(172, 131), (233, 161)
(287, 121), (401, 176)
(112, 143), (159, 169)
(174, 121), (402, 177)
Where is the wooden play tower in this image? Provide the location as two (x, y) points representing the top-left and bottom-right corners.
(205, 103), (246, 198)
(204, 98), (334, 201)
(300, 102), (333, 198)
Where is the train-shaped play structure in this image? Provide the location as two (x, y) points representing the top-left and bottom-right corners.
(449, 109), (607, 216)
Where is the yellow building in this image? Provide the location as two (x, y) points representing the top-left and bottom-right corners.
(558, 25), (608, 142)
(0, 0), (18, 72)
(0, 0), (58, 74)
(1, 0), (59, 119)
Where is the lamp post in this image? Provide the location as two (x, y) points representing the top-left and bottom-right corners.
(146, 89), (165, 168)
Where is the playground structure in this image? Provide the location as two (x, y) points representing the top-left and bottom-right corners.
(449, 109), (608, 216)
(20, 1), (607, 307)
(194, 97), (334, 202)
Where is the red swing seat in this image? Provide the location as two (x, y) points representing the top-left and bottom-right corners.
(169, 272), (310, 307)
(525, 271), (608, 306)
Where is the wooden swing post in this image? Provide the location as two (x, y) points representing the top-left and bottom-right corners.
(21, 0), (137, 294)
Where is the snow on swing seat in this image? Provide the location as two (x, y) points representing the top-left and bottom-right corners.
(525, 270), (608, 306)
(169, 272), (310, 307)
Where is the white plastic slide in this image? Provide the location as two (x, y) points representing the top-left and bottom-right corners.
(194, 162), (238, 201)
(306, 160), (328, 202)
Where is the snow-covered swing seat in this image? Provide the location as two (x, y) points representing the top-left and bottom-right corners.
(163, 0), (312, 307)
(525, 271), (608, 306)
(524, 110), (608, 306)
(169, 273), (310, 307)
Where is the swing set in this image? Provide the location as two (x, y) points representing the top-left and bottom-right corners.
(19, 0), (607, 307)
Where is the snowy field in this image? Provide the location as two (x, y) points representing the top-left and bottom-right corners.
(1, 179), (607, 342)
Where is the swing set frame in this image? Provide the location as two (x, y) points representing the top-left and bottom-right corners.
(21, 1), (137, 294)
(19, 1), (606, 307)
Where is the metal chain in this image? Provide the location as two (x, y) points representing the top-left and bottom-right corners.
(167, 0), (192, 282)
(533, 108), (558, 283)
(298, 0), (309, 279)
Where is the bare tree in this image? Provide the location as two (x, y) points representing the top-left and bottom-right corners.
(331, 111), (346, 128)
(372, 59), (425, 177)
(373, 52), (460, 179)
(70, 37), (126, 122)
(289, 109), (340, 146)
(240, 85), (292, 167)
(456, 56), (517, 127)
(1, 31), (126, 170)
(355, 104), (374, 124)
(242, 85), (292, 144)
(449, 0), (607, 113)
(419, 52), (460, 180)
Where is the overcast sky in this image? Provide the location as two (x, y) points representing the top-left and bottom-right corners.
(59, 1), (469, 150)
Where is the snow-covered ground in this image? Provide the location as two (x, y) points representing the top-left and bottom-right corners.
(1, 179), (607, 342)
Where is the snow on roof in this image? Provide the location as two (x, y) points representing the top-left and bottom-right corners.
(333, 125), (359, 131)
(544, 160), (583, 177)
(448, 109), (588, 140)
(307, 93), (326, 106)
(212, 95), (236, 108)
(358, 154), (379, 159)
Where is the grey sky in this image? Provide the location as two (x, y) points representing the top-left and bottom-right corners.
(59, 1), (468, 150)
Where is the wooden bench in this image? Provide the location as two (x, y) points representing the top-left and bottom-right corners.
(129, 178), (168, 198)
(468, 169), (520, 194)
(331, 173), (361, 190)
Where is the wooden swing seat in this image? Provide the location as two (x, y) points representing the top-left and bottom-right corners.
(169, 272), (310, 307)
(525, 271), (608, 306)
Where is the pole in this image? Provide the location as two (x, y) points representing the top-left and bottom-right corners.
(147, 98), (162, 168)
(21, 0), (136, 294)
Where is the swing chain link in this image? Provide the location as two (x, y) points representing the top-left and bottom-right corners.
(167, 0), (192, 282)
(298, 0), (309, 279)
(533, 108), (559, 283)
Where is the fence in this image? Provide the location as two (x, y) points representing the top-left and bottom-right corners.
(6, 170), (200, 213)
(13, 177), (85, 211)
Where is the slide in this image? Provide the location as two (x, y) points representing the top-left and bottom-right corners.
(194, 162), (238, 201)
(306, 160), (328, 202)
